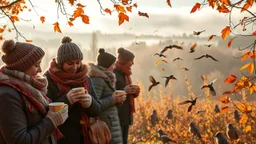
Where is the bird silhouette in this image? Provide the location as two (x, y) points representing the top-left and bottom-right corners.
(226, 123), (239, 141)
(196, 110), (206, 114)
(163, 75), (177, 87)
(233, 110), (240, 122)
(201, 78), (217, 96)
(193, 30), (206, 35)
(158, 129), (177, 143)
(166, 109), (173, 119)
(214, 104), (221, 113)
(173, 57), (183, 62)
(189, 43), (197, 53)
(154, 53), (167, 58)
(214, 131), (228, 144)
(188, 122), (201, 139)
(150, 109), (159, 126)
(180, 67), (189, 71)
(204, 44), (213, 47)
(178, 94), (203, 112)
(148, 75), (160, 91)
(194, 54), (219, 62)
(160, 45), (183, 54)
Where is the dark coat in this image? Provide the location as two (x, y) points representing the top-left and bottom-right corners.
(88, 64), (123, 144)
(113, 68), (138, 126)
(44, 72), (102, 144)
(0, 85), (56, 144)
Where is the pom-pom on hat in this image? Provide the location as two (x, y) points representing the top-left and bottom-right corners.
(97, 48), (116, 69)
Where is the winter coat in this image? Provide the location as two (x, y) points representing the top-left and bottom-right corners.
(0, 85), (56, 144)
(88, 63), (123, 144)
(44, 72), (102, 144)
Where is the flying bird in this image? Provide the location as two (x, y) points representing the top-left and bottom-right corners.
(173, 57), (183, 62)
(193, 30), (206, 35)
(189, 43), (197, 53)
(226, 123), (239, 141)
(189, 122), (201, 139)
(158, 129), (177, 143)
(150, 109), (159, 126)
(178, 94), (203, 112)
(194, 54), (219, 62)
(204, 44), (213, 47)
(180, 67), (189, 71)
(214, 104), (221, 113)
(234, 110), (240, 122)
(214, 131), (228, 144)
(160, 45), (183, 54)
(154, 53), (167, 58)
(163, 75), (177, 87)
(148, 75), (160, 91)
(201, 78), (217, 96)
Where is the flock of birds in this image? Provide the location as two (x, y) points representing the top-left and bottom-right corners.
(144, 30), (242, 143)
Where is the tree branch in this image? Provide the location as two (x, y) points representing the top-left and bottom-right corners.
(0, 0), (21, 9)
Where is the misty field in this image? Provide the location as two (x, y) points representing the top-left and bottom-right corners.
(128, 79), (256, 144)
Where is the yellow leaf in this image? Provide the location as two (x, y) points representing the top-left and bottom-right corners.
(241, 52), (251, 62)
(114, 4), (126, 13)
(245, 125), (251, 133)
(240, 115), (248, 125)
(221, 26), (231, 40)
(219, 96), (230, 104)
(237, 103), (247, 112)
(155, 60), (162, 67)
(240, 62), (254, 74)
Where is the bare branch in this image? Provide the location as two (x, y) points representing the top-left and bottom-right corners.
(0, 0), (21, 9)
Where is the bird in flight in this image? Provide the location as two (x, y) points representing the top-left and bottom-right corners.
(201, 78), (217, 96)
(148, 75), (160, 91)
(173, 57), (183, 62)
(180, 66), (189, 71)
(178, 94), (203, 112)
(189, 43), (197, 53)
(160, 45), (183, 54)
(194, 54), (219, 62)
(163, 75), (177, 87)
(204, 44), (213, 47)
(154, 53), (167, 58)
(193, 30), (206, 35)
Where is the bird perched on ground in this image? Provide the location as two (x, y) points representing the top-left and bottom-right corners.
(189, 122), (201, 139)
(194, 54), (219, 62)
(193, 30), (206, 35)
(148, 75), (160, 91)
(154, 53), (167, 58)
(214, 131), (228, 144)
(166, 109), (173, 119)
(158, 129), (177, 143)
(160, 45), (183, 54)
(201, 78), (217, 96)
(226, 123), (239, 141)
(189, 43), (197, 53)
(180, 67), (189, 71)
(150, 109), (159, 126)
(214, 104), (221, 113)
(178, 94), (203, 112)
(163, 75), (177, 87)
(234, 110), (240, 122)
(204, 44), (213, 47)
(173, 57), (183, 62)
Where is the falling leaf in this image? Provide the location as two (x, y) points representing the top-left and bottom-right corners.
(239, 115), (248, 125)
(221, 26), (231, 40)
(242, 52), (251, 62)
(118, 12), (129, 25)
(81, 14), (89, 24)
(219, 96), (230, 104)
(68, 21), (74, 26)
(241, 3), (250, 12)
(0, 28), (4, 33)
(166, 0), (172, 7)
(40, 16), (45, 23)
(73, 7), (84, 19)
(133, 3), (138, 8)
(208, 35), (216, 41)
(138, 11), (149, 18)
(104, 8), (112, 15)
(53, 22), (62, 33)
(122, 0), (129, 5)
(160, 68), (165, 71)
(26, 40), (33, 43)
(191, 43), (197, 49)
(228, 37), (235, 48)
(240, 62), (254, 74)
(223, 91), (232, 95)
(190, 3), (201, 13)
(76, 3), (85, 8)
(126, 6), (132, 12)
(68, 0), (75, 5)
(114, 4), (126, 13)
(245, 125), (251, 133)
(224, 74), (237, 83)
(221, 106), (229, 114)
(155, 60), (162, 67)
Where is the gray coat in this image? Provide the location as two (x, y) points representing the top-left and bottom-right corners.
(0, 85), (56, 144)
(88, 64), (123, 144)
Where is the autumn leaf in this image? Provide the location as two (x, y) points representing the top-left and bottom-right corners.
(224, 74), (236, 83)
(68, 0), (75, 5)
(126, 6), (132, 12)
(221, 106), (229, 114)
(222, 91), (232, 95)
(219, 96), (230, 104)
(40, 16), (45, 23)
(160, 68), (165, 71)
(246, 0), (254, 6)
(241, 3), (250, 12)
(81, 14), (89, 24)
(244, 125), (251, 133)
(166, 0), (172, 7)
(118, 12), (129, 25)
(122, 0), (129, 5)
(10, 16), (19, 22)
(250, 50), (256, 59)
(104, 8), (112, 15)
(73, 7), (84, 19)
(208, 34), (216, 41)
(240, 115), (248, 125)
(252, 31), (256, 36)
(191, 43), (197, 49)
(221, 26), (231, 40)
(0, 28), (4, 33)
(217, 4), (230, 13)
(138, 11), (149, 18)
(76, 3), (85, 8)
(133, 3), (138, 8)
(237, 103), (252, 113)
(114, 4), (126, 13)
(240, 62), (254, 74)
(155, 60), (162, 67)
(242, 52), (251, 61)
(228, 37), (235, 48)
(220, 0), (231, 6)
(0, 36), (3, 40)
(190, 3), (201, 13)
(162, 60), (168, 63)
(68, 21), (74, 26)
(53, 22), (62, 33)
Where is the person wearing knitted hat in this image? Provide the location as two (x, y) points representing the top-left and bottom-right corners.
(44, 36), (102, 144)
(0, 39), (68, 144)
(88, 48), (124, 144)
(114, 47), (140, 144)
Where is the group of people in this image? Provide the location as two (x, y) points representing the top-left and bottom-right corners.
(0, 36), (140, 144)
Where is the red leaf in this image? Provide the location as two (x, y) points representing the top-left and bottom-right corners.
(104, 8), (112, 15)
(166, 0), (172, 7)
(224, 74), (237, 83)
(76, 3), (85, 8)
(81, 15), (89, 24)
(126, 6), (132, 12)
(133, 3), (138, 8)
(118, 12), (129, 25)
(40, 16), (45, 23)
(223, 91), (232, 95)
(228, 37), (235, 48)
(208, 35), (216, 41)
(252, 31), (256, 36)
(221, 106), (229, 114)
(190, 3), (201, 13)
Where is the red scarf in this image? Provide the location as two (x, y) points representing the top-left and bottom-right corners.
(47, 59), (91, 143)
(0, 67), (63, 140)
(115, 61), (135, 113)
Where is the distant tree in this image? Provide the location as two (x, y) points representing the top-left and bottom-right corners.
(90, 31), (98, 61)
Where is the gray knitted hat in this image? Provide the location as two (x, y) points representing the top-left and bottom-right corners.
(57, 36), (83, 64)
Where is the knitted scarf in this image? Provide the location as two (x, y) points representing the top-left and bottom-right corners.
(0, 66), (63, 140)
(115, 61), (135, 113)
(47, 59), (91, 144)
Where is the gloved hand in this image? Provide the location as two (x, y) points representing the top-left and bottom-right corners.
(66, 89), (83, 105)
(47, 105), (68, 127)
(79, 94), (92, 108)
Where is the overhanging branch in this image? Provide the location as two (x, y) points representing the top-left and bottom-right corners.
(0, 0), (21, 9)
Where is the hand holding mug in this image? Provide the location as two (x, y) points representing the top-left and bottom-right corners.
(67, 87), (87, 105)
(124, 85), (136, 94)
(113, 90), (126, 104)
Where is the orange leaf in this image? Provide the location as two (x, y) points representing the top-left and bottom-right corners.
(68, 21), (74, 26)
(217, 4), (230, 13)
(241, 3), (250, 12)
(53, 22), (62, 33)
(155, 60), (162, 67)
(240, 115), (248, 125)
(240, 62), (254, 74)
(224, 74), (236, 83)
(126, 6), (132, 12)
(219, 96), (230, 104)
(242, 52), (251, 62)
(8, 28), (11, 32)
(220, 0), (231, 6)
(105, 8), (112, 15)
(208, 34), (216, 41)
(68, 0), (75, 5)
(237, 103), (247, 113)
(228, 37), (235, 48)
(221, 106), (229, 114)
(138, 11), (149, 18)
(0, 36), (3, 40)
(246, 0), (254, 6)
(191, 43), (197, 49)
(133, 3), (138, 8)
(73, 7), (84, 19)
(190, 3), (201, 13)
(76, 3), (85, 8)
(250, 50), (256, 59)
(118, 12), (129, 25)
(221, 26), (231, 40)
(166, 0), (172, 7)
(222, 91), (232, 94)
(0, 28), (4, 33)
(10, 16), (19, 22)
(26, 40), (33, 43)
(245, 125), (251, 133)
(81, 15), (89, 24)
(40, 16), (45, 23)
(122, 0), (129, 5)
(114, 4), (126, 13)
